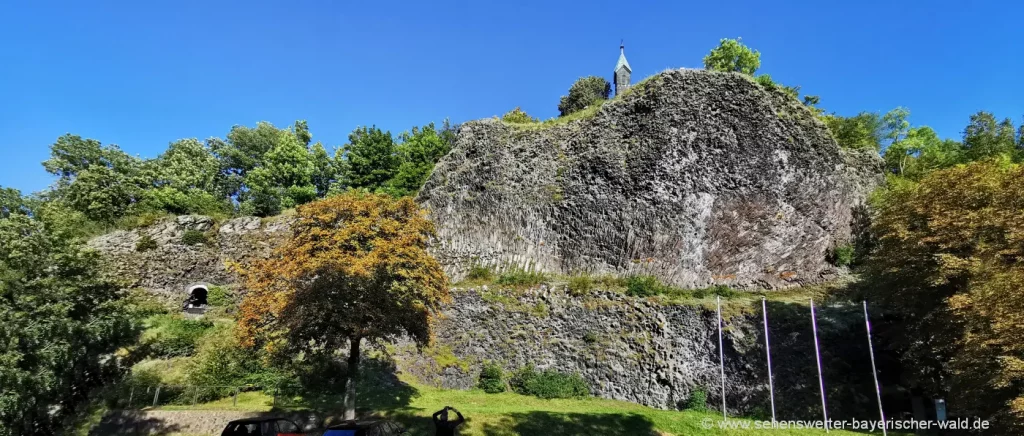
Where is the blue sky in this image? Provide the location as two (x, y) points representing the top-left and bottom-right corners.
(1, 0), (1022, 193)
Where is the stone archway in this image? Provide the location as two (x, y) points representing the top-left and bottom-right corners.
(183, 282), (210, 315)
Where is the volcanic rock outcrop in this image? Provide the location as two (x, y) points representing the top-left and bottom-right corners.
(419, 69), (882, 289)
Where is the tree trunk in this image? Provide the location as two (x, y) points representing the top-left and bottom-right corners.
(343, 336), (362, 420)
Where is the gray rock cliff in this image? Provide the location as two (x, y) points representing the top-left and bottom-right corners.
(418, 69), (882, 289)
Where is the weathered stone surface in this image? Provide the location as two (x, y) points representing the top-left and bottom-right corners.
(87, 215), (292, 298)
(395, 287), (876, 418)
(395, 287), (764, 413)
(89, 221), (874, 416)
(418, 69), (882, 289)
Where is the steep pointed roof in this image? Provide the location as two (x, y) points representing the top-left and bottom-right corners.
(614, 44), (631, 73)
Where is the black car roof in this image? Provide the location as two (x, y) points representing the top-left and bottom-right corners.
(326, 419), (384, 429)
(226, 417), (287, 424)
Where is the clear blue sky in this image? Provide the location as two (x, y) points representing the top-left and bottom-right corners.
(2, 0), (1022, 193)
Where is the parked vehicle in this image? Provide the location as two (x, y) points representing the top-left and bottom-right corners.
(323, 419), (406, 436)
(221, 417), (303, 436)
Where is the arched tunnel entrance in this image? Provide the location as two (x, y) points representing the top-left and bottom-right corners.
(183, 283), (209, 312)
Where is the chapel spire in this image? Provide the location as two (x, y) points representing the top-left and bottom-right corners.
(614, 42), (632, 96)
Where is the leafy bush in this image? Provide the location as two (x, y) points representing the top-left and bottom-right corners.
(477, 362), (506, 393)
(143, 315), (215, 357)
(685, 388), (708, 411)
(139, 186), (230, 217)
(625, 275), (665, 297)
(692, 284), (736, 299)
(181, 229), (208, 245)
(830, 243), (855, 267)
(502, 107), (538, 124)
(496, 267), (548, 287)
(125, 288), (170, 318)
(206, 285), (232, 307)
(466, 264), (494, 281)
(509, 364), (589, 399)
(567, 275), (594, 296)
(184, 326), (294, 401)
(582, 331), (599, 344)
(558, 76), (611, 116)
(135, 234), (157, 251)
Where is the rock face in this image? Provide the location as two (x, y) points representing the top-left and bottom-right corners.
(395, 287), (876, 418)
(419, 69), (882, 289)
(87, 215), (292, 299)
(88, 217), (878, 417)
(397, 287), (764, 412)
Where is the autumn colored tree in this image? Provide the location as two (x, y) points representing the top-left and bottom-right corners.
(865, 159), (1024, 432)
(236, 193), (449, 419)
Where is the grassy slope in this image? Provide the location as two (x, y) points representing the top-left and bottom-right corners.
(156, 378), (863, 436)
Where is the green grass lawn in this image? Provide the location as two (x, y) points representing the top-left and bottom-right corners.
(155, 378), (869, 436)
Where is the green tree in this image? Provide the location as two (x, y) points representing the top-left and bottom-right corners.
(865, 160), (1024, 432)
(962, 111), (1017, 161)
(0, 187), (28, 218)
(703, 38), (761, 75)
(310, 142), (336, 197)
(141, 138), (227, 215)
(823, 112), (883, 151)
(63, 164), (140, 223)
(240, 128), (316, 215)
(42, 134), (145, 222)
(209, 121), (291, 198)
(154, 138), (220, 192)
(382, 123), (452, 197)
(885, 126), (964, 178)
(879, 107), (912, 175)
(294, 120), (313, 147)
(0, 213), (137, 435)
(558, 76), (611, 116)
(1017, 121), (1024, 155)
(42, 134), (135, 180)
(338, 126), (399, 191)
(237, 193), (449, 420)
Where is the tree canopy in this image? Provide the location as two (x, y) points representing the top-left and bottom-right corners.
(558, 76), (611, 116)
(0, 193), (137, 435)
(865, 160), (1024, 432)
(703, 38), (761, 75)
(236, 193), (449, 418)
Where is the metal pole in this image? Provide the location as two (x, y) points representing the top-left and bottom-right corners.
(127, 385), (135, 409)
(717, 296), (727, 420)
(810, 299), (829, 432)
(234, 387), (239, 407)
(762, 297), (776, 422)
(152, 385), (161, 408)
(864, 301), (887, 435)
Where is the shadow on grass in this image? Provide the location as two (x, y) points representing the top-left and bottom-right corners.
(480, 411), (659, 436)
(89, 410), (184, 436)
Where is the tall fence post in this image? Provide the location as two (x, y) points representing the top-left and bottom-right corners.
(152, 385), (162, 408)
(127, 385), (135, 409)
(717, 296), (727, 420)
(233, 387), (239, 407)
(864, 301), (887, 436)
(762, 297), (776, 423)
(810, 299), (829, 433)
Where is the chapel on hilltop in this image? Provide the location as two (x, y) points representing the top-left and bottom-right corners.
(614, 43), (631, 96)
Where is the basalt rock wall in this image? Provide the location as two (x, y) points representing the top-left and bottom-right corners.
(418, 69), (883, 289)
